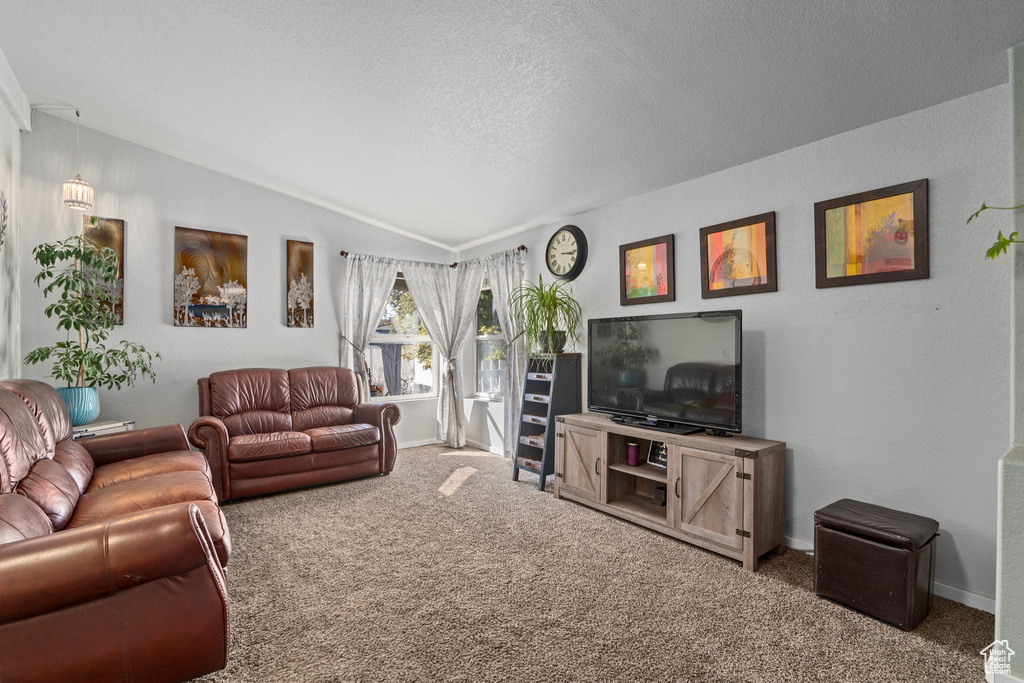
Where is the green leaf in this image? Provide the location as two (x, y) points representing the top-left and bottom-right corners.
(986, 231), (1021, 260)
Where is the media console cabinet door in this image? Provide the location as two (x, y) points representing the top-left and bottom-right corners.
(671, 446), (744, 550)
(557, 424), (603, 503)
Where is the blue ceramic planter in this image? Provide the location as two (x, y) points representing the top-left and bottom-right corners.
(57, 386), (100, 426)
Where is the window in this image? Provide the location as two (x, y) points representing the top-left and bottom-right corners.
(475, 281), (508, 398)
(367, 274), (437, 399)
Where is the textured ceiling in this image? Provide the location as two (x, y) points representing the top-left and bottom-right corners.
(1, 1), (1023, 249)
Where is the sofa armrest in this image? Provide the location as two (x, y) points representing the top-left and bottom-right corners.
(77, 424), (191, 466)
(353, 402), (401, 474)
(0, 503), (225, 625)
(188, 416), (231, 500)
(0, 503), (228, 682)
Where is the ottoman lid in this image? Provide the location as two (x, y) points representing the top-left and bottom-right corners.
(814, 498), (938, 551)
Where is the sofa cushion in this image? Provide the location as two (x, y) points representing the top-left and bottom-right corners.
(289, 367), (359, 431)
(0, 493), (54, 544)
(15, 458), (81, 530)
(72, 470), (217, 527)
(305, 424), (379, 452)
(53, 440), (95, 495)
(0, 379), (73, 455)
(229, 443), (380, 479)
(90, 450), (210, 490)
(228, 431), (312, 462)
(69, 471), (230, 567)
(209, 368), (292, 437)
(0, 389), (49, 494)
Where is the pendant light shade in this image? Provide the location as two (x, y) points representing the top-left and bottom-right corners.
(63, 174), (93, 210)
(63, 110), (93, 211)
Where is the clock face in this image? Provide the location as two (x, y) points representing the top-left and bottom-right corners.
(546, 225), (588, 281)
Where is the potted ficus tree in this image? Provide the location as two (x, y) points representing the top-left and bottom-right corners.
(508, 273), (583, 354)
(23, 231), (160, 425)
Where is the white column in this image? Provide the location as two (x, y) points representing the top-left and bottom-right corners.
(995, 42), (1024, 683)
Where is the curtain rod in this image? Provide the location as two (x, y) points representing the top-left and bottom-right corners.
(339, 244), (527, 268)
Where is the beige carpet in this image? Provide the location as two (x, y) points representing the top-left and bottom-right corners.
(199, 445), (993, 682)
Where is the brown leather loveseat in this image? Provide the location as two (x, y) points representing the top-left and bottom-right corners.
(0, 379), (230, 683)
(188, 366), (400, 501)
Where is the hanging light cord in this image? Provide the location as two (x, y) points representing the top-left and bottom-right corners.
(75, 110), (81, 177)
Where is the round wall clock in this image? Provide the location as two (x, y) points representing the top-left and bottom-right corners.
(545, 225), (588, 281)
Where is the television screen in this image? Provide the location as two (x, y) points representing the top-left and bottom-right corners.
(588, 311), (742, 434)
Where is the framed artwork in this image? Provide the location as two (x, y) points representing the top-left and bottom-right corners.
(700, 212), (777, 299)
(286, 240), (314, 328)
(83, 216), (126, 324)
(647, 441), (668, 469)
(619, 234), (675, 306)
(814, 179), (928, 288)
(173, 227), (248, 328)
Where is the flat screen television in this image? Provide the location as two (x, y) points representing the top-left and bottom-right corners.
(588, 310), (742, 435)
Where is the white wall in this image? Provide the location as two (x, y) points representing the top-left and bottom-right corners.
(19, 112), (448, 446)
(0, 96), (20, 377)
(460, 85), (1013, 604)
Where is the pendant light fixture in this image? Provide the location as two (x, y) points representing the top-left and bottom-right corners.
(62, 110), (93, 210)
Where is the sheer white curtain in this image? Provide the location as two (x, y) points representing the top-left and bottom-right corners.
(340, 255), (399, 399)
(402, 260), (486, 447)
(484, 249), (526, 457)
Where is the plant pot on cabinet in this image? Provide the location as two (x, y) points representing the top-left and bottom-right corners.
(539, 331), (567, 353)
(57, 386), (100, 426)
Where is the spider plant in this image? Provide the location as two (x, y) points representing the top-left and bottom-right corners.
(508, 273), (582, 354)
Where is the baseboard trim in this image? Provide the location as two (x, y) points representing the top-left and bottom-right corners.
(784, 537), (995, 613)
(933, 583), (995, 613)
(400, 438), (505, 455)
(465, 439), (504, 456)
(398, 439), (440, 449)
(786, 536), (813, 552)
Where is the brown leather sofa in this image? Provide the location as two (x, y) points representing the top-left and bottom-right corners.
(188, 366), (400, 501)
(0, 379), (230, 683)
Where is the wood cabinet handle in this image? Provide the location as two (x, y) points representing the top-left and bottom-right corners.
(595, 457), (601, 475)
(675, 477), (680, 498)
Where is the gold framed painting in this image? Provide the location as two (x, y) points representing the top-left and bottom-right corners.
(814, 179), (928, 288)
(173, 227), (248, 328)
(286, 240), (314, 328)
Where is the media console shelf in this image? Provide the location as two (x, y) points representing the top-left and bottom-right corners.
(554, 412), (786, 571)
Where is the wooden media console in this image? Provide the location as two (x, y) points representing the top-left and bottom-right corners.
(553, 412), (786, 571)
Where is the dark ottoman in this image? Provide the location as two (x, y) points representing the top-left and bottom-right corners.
(814, 498), (938, 630)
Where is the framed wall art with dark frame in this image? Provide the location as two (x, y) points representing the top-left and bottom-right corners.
(699, 211), (777, 299)
(814, 179), (929, 289)
(618, 234), (675, 306)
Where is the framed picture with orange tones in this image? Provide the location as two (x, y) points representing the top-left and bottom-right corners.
(814, 179), (929, 288)
(619, 234), (675, 306)
(699, 212), (777, 299)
